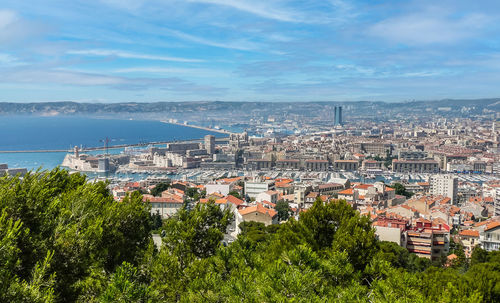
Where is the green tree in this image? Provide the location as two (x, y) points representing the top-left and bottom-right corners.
(162, 201), (233, 263)
(150, 182), (170, 196)
(275, 200), (292, 221)
(393, 182), (413, 198)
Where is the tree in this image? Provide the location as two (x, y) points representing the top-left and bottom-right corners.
(0, 168), (152, 302)
(185, 187), (198, 199)
(152, 211), (163, 231)
(162, 201), (233, 263)
(275, 200), (292, 221)
(393, 183), (413, 198)
(150, 182), (170, 197)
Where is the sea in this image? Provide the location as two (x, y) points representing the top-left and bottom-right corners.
(0, 115), (223, 171)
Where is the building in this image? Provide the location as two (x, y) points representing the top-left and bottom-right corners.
(480, 222), (500, 252)
(406, 219), (450, 261)
(495, 187), (500, 217)
(362, 160), (384, 171)
(256, 190), (279, 204)
(239, 203), (278, 226)
(334, 106), (343, 126)
(0, 164), (27, 176)
(276, 159), (300, 170)
(459, 229), (480, 257)
(356, 143), (392, 156)
(392, 159), (439, 173)
(143, 194), (184, 219)
(373, 217), (410, 246)
(429, 175), (458, 205)
(334, 160), (359, 171)
(205, 135), (216, 154)
(244, 179), (276, 199)
(305, 159), (329, 171)
(317, 183), (344, 195)
(247, 159), (272, 170)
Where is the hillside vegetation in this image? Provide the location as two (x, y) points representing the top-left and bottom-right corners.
(1, 168), (499, 302)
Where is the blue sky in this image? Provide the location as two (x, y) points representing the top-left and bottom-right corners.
(1, 0), (500, 102)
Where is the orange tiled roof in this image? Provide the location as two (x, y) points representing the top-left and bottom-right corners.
(459, 230), (479, 237)
(239, 203), (277, 218)
(338, 188), (354, 195)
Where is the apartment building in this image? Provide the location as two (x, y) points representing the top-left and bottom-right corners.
(429, 175), (458, 205)
(392, 159), (439, 173)
(406, 219), (450, 261)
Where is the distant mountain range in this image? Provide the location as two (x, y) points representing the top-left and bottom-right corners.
(0, 99), (498, 115)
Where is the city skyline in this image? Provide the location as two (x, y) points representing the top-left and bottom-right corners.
(1, 0), (500, 102)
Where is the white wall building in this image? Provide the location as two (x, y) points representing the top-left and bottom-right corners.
(429, 175), (458, 204)
(245, 179), (275, 199)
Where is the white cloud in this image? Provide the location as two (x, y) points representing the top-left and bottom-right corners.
(67, 49), (204, 62)
(0, 53), (18, 64)
(0, 9), (18, 29)
(369, 12), (489, 45)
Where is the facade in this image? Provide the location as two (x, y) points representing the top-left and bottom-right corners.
(406, 219), (449, 261)
(143, 194), (184, 219)
(256, 190), (279, 204)
(239, 203), (278, 226)
(305, 159), (329, 171)
(205, 183), (232, 196)
(373, 217), (410, 246)
(480, 223), (500, 252)
(334, 106), (343, 126)
(357, 143), (392, 156)
(496, 187), (500, 217)
(362, 160), (384, 171)
(245, 179), (275, 198)
(247, 159), (272, 170)
(459, 229), (480, 257)
(276, 159), (300, 170)
(429, 175), (458, 205)
(334, 160), (359, 171)
(205, 135), (216, 154)
(392, 159), (439, 173)
(317, 183), (344, 195)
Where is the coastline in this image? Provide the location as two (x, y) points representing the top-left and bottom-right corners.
(160, 120), (233, 135)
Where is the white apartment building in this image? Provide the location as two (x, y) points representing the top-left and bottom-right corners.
(245, 179), (275, 199)
(429, 175), (458, 205)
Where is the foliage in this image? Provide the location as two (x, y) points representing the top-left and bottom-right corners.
(0, 168), (152, 302)
(275, 199), (292, 221)
(150, 182), (170, 197)
(2, 169), (500, 302)
(393, 182), (414, 198)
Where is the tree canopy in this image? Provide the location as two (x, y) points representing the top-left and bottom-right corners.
(1, 168), (499, 302)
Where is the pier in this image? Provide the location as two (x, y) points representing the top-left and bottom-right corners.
(0, 137), (228, 154)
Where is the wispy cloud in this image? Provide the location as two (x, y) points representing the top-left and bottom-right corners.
(113, 66), (231, 77)
(163, 28), (261, 51)
(186, 0), (304, 23)
(0, 67), (227, 94)
(368, 10), (490, 45)
(67, 49), (204, 62)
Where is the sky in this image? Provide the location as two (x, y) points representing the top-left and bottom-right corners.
(1, 0), (500, 102)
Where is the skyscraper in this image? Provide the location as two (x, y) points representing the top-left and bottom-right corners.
(205, 135), (215, 154)
(334, 106), (343, 126)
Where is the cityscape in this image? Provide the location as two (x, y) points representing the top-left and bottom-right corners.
(1, 0), (500, 302)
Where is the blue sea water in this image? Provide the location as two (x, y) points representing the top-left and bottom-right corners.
(0, 116), (223, 170)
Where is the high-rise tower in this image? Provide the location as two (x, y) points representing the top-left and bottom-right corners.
(334, 106), (343, 126)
